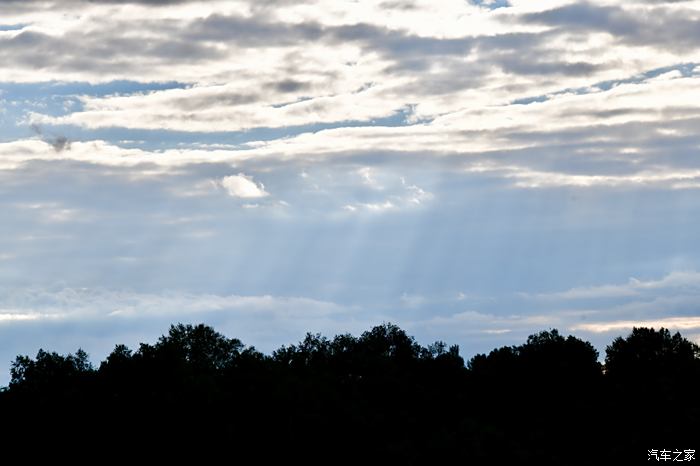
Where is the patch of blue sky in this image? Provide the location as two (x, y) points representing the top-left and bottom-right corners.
(0, 80), (190, 142)
(511, 62), (698, 106)
(470, 0), (510, 10)
(12, 105), (430, 151)
(0, 80), (188, 99)
(0, 24), (26, 31)
(0, 96), (82, 142)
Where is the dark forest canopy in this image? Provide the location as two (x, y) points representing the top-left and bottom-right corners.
(1, 323), (698, 463)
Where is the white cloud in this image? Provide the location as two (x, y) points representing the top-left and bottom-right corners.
(0, 287), (348, 323)
(0, 312), (61, 322)
(0, 0), (699, 196)
(358, 167), (382, 189)
(342, 175), (434, 214)
(36, 83), (401, 133)
(401, 179), (433, 205)
(529, 271), (700, 300)
(7, 0), (697, 152)
(483, 329), (512, 335)
(344, 200), (395, 213)
(0, 139), (253, 169)
(220, 173), (269, 198)
(571, 316), (700, 333)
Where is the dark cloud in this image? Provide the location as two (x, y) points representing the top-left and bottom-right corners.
(455, 31), (601, 76)
(523, 3), (640, 35)
(185, 14), (473, 59)
(495, 54), (601, 76)
(469, 30), (602, 77)
(0, 0), (194, 4)
(30, 124), (71, 152)
(378, 1), (418, 10)
(0, 27), (224, 76)
(89, 0), (191, 3)
(186, 14), (324, 45)
(394, 66), (488, 93)
(521, 3), (700, 50)
(49, 135), (70, 152)
(0, 0), (192, 14)
(170, 92), (260, 112)
(4, 2), (644, 85)
(269, 79), (310, 93)
(0, 6), (640, 84)
(330, 23), (472, 56)
(0, 12), (482, 83)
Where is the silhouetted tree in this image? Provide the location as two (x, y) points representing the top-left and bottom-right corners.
(520, 329), (601, 381)
(605, 326), (699, 380)
(10, 348), (93, 394)
(1, 322), (697, 463)
(468, 329), (601, 384)
(601, 327), (700, 452)
(153, 323), (245, 371)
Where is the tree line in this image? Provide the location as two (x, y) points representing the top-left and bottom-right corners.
(1, 323), (698, 463)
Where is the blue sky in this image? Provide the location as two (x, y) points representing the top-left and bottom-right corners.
(1, 0), (700, 384)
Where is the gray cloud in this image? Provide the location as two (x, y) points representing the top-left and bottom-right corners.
(0, 29), (223, 76)
(185, 14), (475, 60)
(89, 0), (192, 3)
(7, 3), (690, 94)
(378, 1), (418, 10)
(329, 23), (472, 56)
(0, 12), (542, 85)
(185, 14), (324, 45)
(0, 0), (193, 4)
(0, 15), (476, 84)
(268, 79), (311, 93)
(521, 3), (700, 50)
(493, 54), (601, 76)
(30, 124), (70, 152)
(170, 91), (261, 112)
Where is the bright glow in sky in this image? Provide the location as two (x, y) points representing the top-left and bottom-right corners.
(1, 0), (700, 384)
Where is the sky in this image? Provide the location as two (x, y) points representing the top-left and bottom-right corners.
(1, 0), (700, 384)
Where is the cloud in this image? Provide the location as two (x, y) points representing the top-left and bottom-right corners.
(15, 59), (700, 195)
(520, 2), (700, 50)
(341, 172), (433, 214)
(5, 71), (700, 196)
(0, 311), (61, 322)
(502, 271), (700, 345)
(34, 82), (404, 132)
(30, 124), (71, 152)
(0, 286), (353, 334)
(529, 271), (700, 300)
(399, 269), (700, 355)
(1, 0), (194, 3)
(220, 173), (269, 198)
(0, 285), (363, 384)
(571, 316), (700, 333)
(3, 0), (698, 188)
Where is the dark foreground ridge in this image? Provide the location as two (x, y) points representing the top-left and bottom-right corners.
(1, 324), (698, 462)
